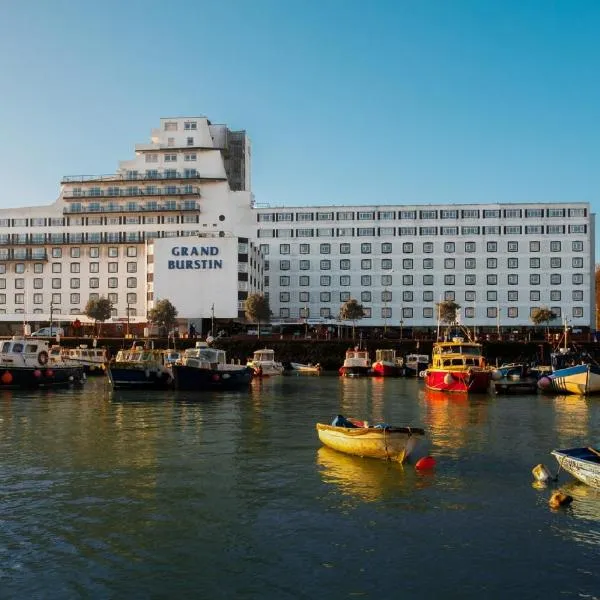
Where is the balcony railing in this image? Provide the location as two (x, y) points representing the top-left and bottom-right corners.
(0, 250), (48, 261)
(63, 188), (201, 199)
(61, 172), (226, 183)
(63, 202), (200, 214)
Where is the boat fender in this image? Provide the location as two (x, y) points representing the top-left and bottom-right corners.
(537, 376), (552, 390)
(38, 351), (49, 366)
(444, 373), (454, 385)
(532, 464), (555, 483)
(33, 369), (42, 378)
(145, 369), (150, 378)
(1, 371), (13, 384)
(491, 369), (503, 381)
(212, 374), (220, 381)
(549, 491), (573, 509)
(415, 456), (436, 470)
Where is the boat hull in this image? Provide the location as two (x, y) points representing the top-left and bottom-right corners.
(108, 366), (173, 390)
(316, 423), (424, 462)
(493, 378), (538, 395)
(425, 368), (491, 393)
(339, 366), (371, 377)
(539, 364), (600, 395)
(371, 362), (402, 377)
(172, 365), (253, 391)
(0, 365), (85, 388)
(405, 362), (429, 377)
(552, 448), (600, 488)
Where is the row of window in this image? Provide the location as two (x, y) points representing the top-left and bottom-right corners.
(275, 273), (586, 286)
(68, 185), (200, 197)
(164, 120), (197, 131)
(267, 240), (584, 255)
(145, 141), (196, 159)
(0, 291), (136, 309)
(276, 306), (585, 319)
(0, 277), (139, 290)
(257, 225), (588, 238)
(257, 207), (587, 222)
(274, 256), (585, 271)
(280, 289), (584, 302)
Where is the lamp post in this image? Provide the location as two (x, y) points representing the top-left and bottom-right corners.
(126, 302), (131, 337)
(399, 303), (404, 339)
(304, 304), (309, 338)
(50, 300), (54, 332)
(211, 303), (215, 337)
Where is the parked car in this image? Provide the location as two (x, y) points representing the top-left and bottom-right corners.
(30, 327), (65, 337)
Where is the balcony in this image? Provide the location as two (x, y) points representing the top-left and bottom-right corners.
(63, 202), (200, 215)
(63, 187), (201, 200)
(0, 249), (48, 261)
(61, 172), (227, 184)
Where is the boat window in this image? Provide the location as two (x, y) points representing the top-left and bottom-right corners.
(13, 343), (24, 353)
(452, 358), (464, 366)
(1, 342), (11, 352)
(443, 359), (452, 366)
(25, 344), (38, 353)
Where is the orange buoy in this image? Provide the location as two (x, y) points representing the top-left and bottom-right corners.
(415, 456), (436, 470)
(549, 491), (573, 509)
(1, 371), (13, 384)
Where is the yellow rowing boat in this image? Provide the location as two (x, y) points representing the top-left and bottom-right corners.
(316, 422), (425, 463)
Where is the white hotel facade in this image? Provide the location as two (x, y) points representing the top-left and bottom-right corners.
(0, 115), (595, 332)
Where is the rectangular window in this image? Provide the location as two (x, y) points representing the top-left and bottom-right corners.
(423, 275), (434, 285)
(423, 258), (434, 269)
(320, 292), (331, 302)
(487, 258), (497, 269)
(487, 274), (497, 285)
(508, 290), (518, 301)
(529, 241), (540, 252)
(550, 241), (561, 252)
(280, 292), (290, 302)
(487, 307), (498, 318)
(320, 260), (331, 270)
(361, 291), (371, 302)
(530, 274), (540, 285)
(403, 259), (413, 269)
(423, 291), (434, 301)
(403, 291), (413, 302)
(530, 258), (540, 268)
(508, 274), (518, 285)
(507, 241), (518, 252)
(530, 290), (540, 301)
(487, 242), (497, 252)
(572, 257), (584, 268)
(444, 258), (455, 269)
(444, 275), (455, 285)
(464, 242), (476, 253)
(572, 241), (584, 252)
(507, 307), (518, 318)
(507, 258), (518, 269)
(403, 242), (413, 253)
(320, 275), (331, 286)
(423, 307), (434, 318)
(465, 274), (476, 285)
(402, 275), (413, 286)
(361, 275), (371, 286)
(381, 242), (392, 254)
(361, 259), (372, 270)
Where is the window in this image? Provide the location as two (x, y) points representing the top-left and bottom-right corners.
(487, 241), (497, 252)
(381, 259), (392, 270)
(280, 292), (290, 302)
(320, 275), (331, 286)
(90, 247), (100, 258)
(52, 278), (61, 289)
(126, 246), (137, 257)
(320, 260), (331, 270)
(299, 243), (310, 254)
(572, 257), (584, 268)
(402, 275), (413, 285)
(15, 263), (25, 274)
(423, 275), (434, 285)
(403, 291), (413, 302)
(89, 277), (99, 288)
(361, 291), (371, 302)
(403, 259), (413, 269)
(530, 274), (540, 285)
(70, 263), (80, 273)
(33, 278), (43, 289)
(280, 276), (290, 286)
(465, 258), (476, 269)
(381, 242), (392, 254)
(70, 278), (80, 289)
(550, 290), (561, 301)
(530, 290), (540, 301)
(572, 241), (584, 252)
(423, 291), (434, 301)
(403, 242), (413, 253)
(464, 307), (475, 318)
(34, 264), (44, 274)
(339, 243), (351, 254)
(320, 292), (331, 302)
(465, 242), (476, 253)
(572, 307), (584, 318)
(340, 276), (351, 286)
(127, 277), (137, 288)
(52, 248), (62, 258)
(573, 290), (584, 301)
(507, 241), (518, 252)
(507, 258), (518, 269)
(423, 242), (434, 253)
(487, 258), (497, 269)
(530, 258), (540, 269)
(360, 243), (371, 254)
(15, 278), (24, 289)
(381, 290), (392, 302)
(108, 247), (118, 258)
(572, 274), (584, 285)
(508, 274), (518, 285)
(279, 244), (290, 255)
(444, 275), (455, 285)
(507, 307), (518, 318)
(444, 258), (455, 269)
(280, 260), (290, 270)
(550, 241), (561, 252)
(423, 258), (434, 269)
(487, 307), (498, 318)
(444, 291), (455, 301)
(361, 275), (371, 286)
(52, 263), (61, 274)
(299, 260), (310, 270)
(361, 259), (372, 270)
(320, 243), (331, 254)
(108, 278), (118, 288)
(340, 259), (351, 270)
(340, 292), (350, 302)
(487, 290), (497, 301)
(465, 274), (476, 285)
(550, 257), (561, 268)
(508, 290), (518, 301)
(444, 242), (455, 253)
(487, 274), (497, 285)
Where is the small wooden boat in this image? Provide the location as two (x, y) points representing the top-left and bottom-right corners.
(289, 362), (322, 375)
(316, 420), (425, 462)
(551, 447), (600, 489)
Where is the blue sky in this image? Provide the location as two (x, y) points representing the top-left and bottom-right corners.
(1, 0), (599, 214)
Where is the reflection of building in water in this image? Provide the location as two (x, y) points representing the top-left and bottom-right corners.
(551, 396), (590, 445)
(368, 377), (386, 422)
(419, 388), (488, 454)
(338, 377), (373, 418)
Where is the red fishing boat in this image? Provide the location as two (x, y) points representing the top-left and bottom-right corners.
(424, 335), (491, 393)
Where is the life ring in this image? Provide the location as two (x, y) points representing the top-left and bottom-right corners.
(38, 351), (49, 366)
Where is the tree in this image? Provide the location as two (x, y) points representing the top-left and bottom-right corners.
(244, 293), (271, 338)
(340, 298), (365, 340)
(436, 300), (461, 325)
(84, 296), (113, 336)
(148, 299), (178, 337)
(530, 306), (558, 339)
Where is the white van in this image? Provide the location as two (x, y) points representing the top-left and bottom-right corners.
(30, 327), (64, 337)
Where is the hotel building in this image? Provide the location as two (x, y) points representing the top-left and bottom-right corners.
(0, 115), (595, 332)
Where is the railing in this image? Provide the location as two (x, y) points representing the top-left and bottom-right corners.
(61, 172), (226, 183)
(63, 188), (201, 199)
(63, 203), (200, 214)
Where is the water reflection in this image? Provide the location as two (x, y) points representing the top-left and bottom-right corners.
(419, 388), (489, 456)
(317, 446), (410, 502)
(550, 395), (591, 444)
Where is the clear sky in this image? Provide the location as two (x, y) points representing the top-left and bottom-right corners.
(1, 0), (599, 214)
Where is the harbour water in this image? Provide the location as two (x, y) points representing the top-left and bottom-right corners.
(1, 375), (599, 599)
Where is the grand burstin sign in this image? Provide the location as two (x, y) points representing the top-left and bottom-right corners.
(167, 245), (223, 270)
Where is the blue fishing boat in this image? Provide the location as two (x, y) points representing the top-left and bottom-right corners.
(551, 447), (600, 489)
(537, 352), (600, 395)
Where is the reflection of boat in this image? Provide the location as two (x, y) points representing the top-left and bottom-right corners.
(289, 362), (322, 375)
(371, 349), (404, 377)
(317, 446), (404, 502)
(172, 342), (253, 391)
(493, 371), (539, 395)
(0, 337), (85, 388)
(339, 348), (371, 377)
(247, 348), (284, 377)
(405, 354), (429, 378)
(551, 447), (600, 489)
(316, 420), (425, 462)
(108, 343), (173, 390)
(425, 335), (491, 393)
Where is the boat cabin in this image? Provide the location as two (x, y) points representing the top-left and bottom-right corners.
(182, 345), (227, 369)
(431, 337), (485, 370)
(375, 349), (396, 363)
(0, 337), (52, 367)
(252, 349), (277, 363)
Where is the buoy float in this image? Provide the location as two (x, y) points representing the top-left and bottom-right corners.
(212, 374), (220, 381)
(415, 456), (436, 470)
(549, 491), (573, 509)
(45, 369), (54, 377)
(532, 464), (554, 483)
(537, 376), (551, 390)
(491, 369), (503, 381)
(33, 369), (42, 378)
(1, 371), (13, 384)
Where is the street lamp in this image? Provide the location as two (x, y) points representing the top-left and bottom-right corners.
(126, 302), (131, 337)
(50, 300), (54, 332)
(211, 303), (215, 337)
(399, 303), (404, 339)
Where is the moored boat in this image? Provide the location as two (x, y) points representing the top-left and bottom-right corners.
(404, 353), (429, 377)
(339, 347), (371, 377)
(289, 362), (322, 375)
(64, 344), (108, 375)
(371, 349), (403, 377)
(316, 417), (425, 462)
(551, 447), (600, 489)
(247, 348), (284, 377)
(424, 335), (491, 393)
(537, 348), (600, 395)
(0, 337), (85, 388)
(107, 343), (173, 390)
(172, 342), (253, 390)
